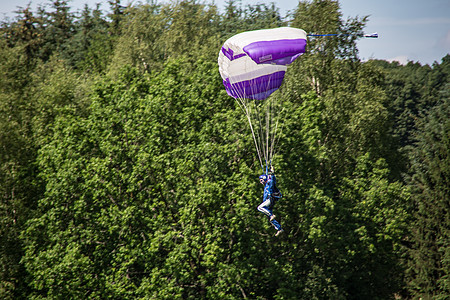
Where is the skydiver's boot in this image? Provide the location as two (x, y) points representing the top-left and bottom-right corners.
(275, 229), (284, 237)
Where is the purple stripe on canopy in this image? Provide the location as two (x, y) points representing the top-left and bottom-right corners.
(221, 47), (247, 61)
(271, 53), (303, 65)
(223, 71), (286, 100)
(243, 39), (307, 65)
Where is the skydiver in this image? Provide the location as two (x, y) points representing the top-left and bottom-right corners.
(257, 171), (284, 236)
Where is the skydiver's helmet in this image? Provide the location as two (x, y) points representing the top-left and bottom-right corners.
(259, 174), (268, 184)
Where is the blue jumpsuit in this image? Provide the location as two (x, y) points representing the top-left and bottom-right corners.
(257, 175), (282, 231)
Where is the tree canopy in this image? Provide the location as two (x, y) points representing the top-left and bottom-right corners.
(0, 0), (448, 299)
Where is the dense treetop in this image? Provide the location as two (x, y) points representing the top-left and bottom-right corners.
(0, 0), (448, 299)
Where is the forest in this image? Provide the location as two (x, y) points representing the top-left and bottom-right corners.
(0, 0), (448, 299)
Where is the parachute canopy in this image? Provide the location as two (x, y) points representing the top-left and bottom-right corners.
(218, 27), (307, 173)
(218, 27), (307, 100)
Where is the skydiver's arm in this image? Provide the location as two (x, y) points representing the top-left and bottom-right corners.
(263, 186), (270, 202)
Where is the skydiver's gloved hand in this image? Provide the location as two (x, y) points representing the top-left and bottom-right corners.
(270, 165), (275, 175)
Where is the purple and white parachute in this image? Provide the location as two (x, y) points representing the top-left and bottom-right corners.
(218, 27), (307, 172)
(218, 27), (307, 100)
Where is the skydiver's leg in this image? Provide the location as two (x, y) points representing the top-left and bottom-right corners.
(258, 199), (283, 233)
(270, 219), (282, 231)
(257, 199), (273, 218)
(268, 200), (276, 221)
(266, 199), (283, 233)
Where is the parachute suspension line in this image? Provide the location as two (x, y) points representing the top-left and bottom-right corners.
(254, 98), (267, 171)
(267, 76), (276, 171)
(262, 84), (286, 173)
(268, 95), (275, 169)
(250, 89), (266, 173)
(243, 101), (264, 172)
(242, 78), (269, 173)
(262, 85), (277, 173)
(268, 96), (274, 163)
(233, 91), (265, 173)
(267, 95), (275, 172)
(253, 77), (271, 173)
(270, 93), (276, 168)
(229, 73), (286, 174)
(253, 74), (278, 173)
(266, 96), (270, 170)
(270, 105), (285, 167)
(246, 104), (265, 173)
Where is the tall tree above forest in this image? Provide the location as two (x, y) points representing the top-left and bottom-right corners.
(290, 0), (368, 95)
(63, 4), (112, 72)
(406, 84), (450, 299)
(39, 0), (75, 61)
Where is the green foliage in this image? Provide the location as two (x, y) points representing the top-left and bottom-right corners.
(277, 89), (409, 298)
(109, 0), (222, 75)
(38, 0), (76, 62)
(22, 60), (255, 298)
(291, 0), (368, 97)
(406, 85), (450, 299)
(373, 56), (450, 149)
(0, 0), (448, 298)
(63, 4), (113, 72)
(0, 37), (40, 300)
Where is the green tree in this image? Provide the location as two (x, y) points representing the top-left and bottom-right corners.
(63, 4), (113, 73)
(406, 85), (449, 299)
(4, 0), (447, 298)
(277, 90), (409, 298)
(22, 58), (256, 298)
(0, 34), (40, 300)
(219, 0), (286, 38)
(39, 0), (75, 61)
(0, 5), (44, 62)
(373, 55), (450, 149)
(109, 1), (221, 75)
(291, 0), (368, 95)
(108, 0), (126, 36)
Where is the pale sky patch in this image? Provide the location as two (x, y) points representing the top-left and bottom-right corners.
(438, 30), (450, 48)
(387, 55), (409, 65)
(371, 17), (450, 26)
